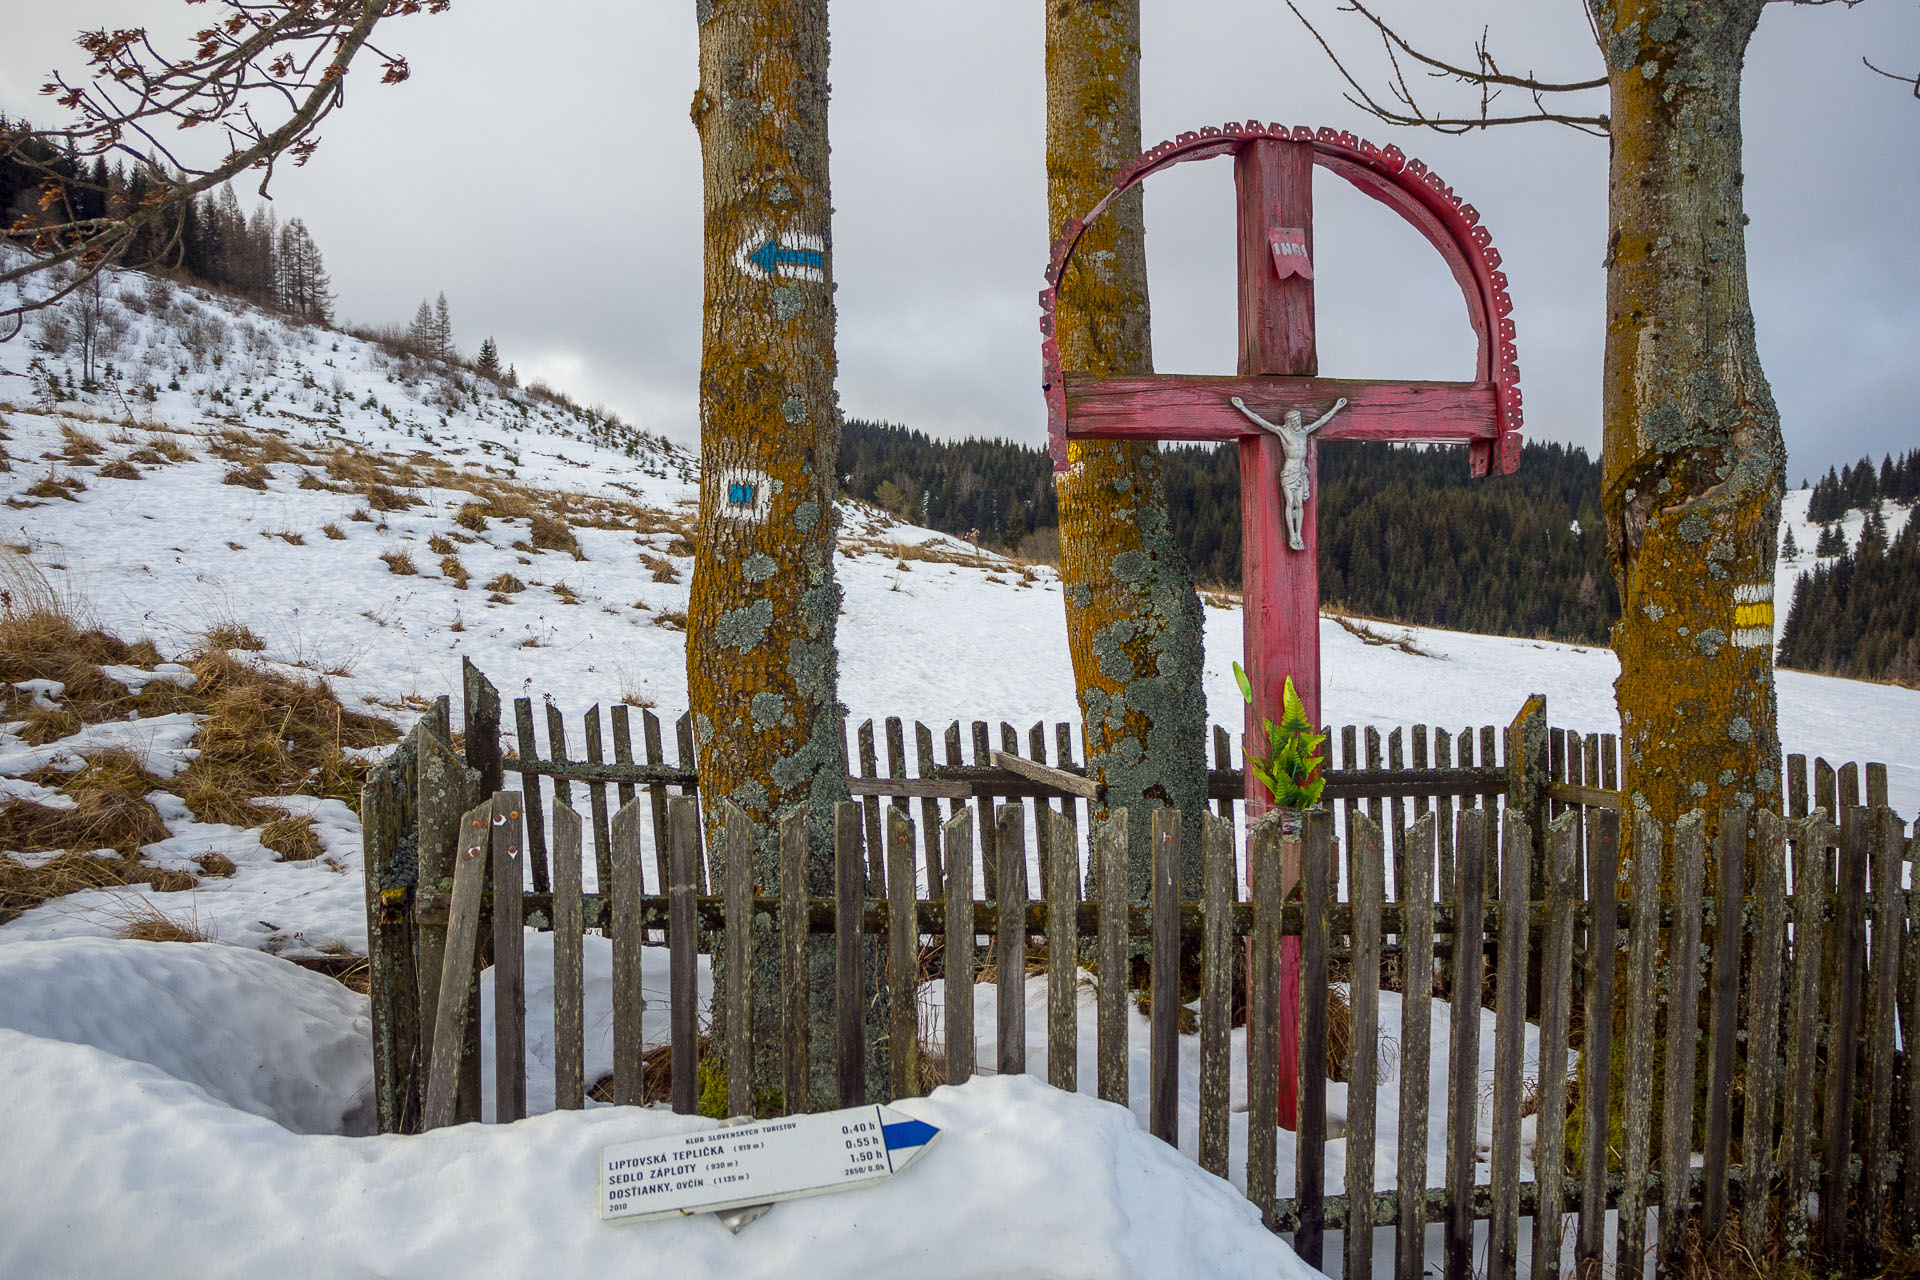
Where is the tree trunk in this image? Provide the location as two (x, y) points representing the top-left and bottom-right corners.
(688, 0), (879, 1108)
(1596, 0), (1784, 873)
(1045, 0), (1211, 900)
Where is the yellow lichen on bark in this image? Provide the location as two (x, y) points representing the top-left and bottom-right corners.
(1594, 0), (1783, 882)
(1046, 0), (1209, 898)
(688, 0), (863, 1104)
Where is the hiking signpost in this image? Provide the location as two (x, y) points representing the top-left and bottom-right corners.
(1041, 123), (1524, 1128)
(599, 1104), (940, 1225)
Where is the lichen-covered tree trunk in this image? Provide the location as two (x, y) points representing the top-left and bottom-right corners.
(1595, 0), (1784, 876)
(688, 0), (878, 1107)
(1046, 0), (1210, 899)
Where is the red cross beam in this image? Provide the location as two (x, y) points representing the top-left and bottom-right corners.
(1040, 123), (1523, 1131)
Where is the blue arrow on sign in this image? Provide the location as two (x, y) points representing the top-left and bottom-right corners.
(881, 1118), (938, 1152)
(748, 237), (825, 277)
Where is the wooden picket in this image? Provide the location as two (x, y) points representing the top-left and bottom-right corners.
(361, 671), (1920, 1278)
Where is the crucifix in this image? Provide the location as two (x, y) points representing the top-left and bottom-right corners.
(1040, 123), (1524, 1129)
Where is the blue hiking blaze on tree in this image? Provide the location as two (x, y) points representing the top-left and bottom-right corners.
(747, 237), (824, 277)
(728, 480), (757, 506)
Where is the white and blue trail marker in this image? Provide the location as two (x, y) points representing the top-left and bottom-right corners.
(599, 1104), (940, 1224)
(732, 229), (826, 283)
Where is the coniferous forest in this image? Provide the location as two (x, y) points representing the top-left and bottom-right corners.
(841, 420), (1618, 644)
(1778, 490), (1920, 688)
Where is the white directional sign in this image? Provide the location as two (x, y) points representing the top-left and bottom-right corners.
(599, 1104), (940, 1224)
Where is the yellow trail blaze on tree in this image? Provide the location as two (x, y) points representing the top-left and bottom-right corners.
(1596, 0), (1785, 886)
(1046, 0), (1209, 899)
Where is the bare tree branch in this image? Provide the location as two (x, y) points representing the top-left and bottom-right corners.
(1, 0), (448, 332)
(1284, 1), (1610, 136)
(1863, 55), (1920, 98)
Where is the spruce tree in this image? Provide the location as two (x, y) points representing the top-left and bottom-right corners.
(433, 292), (452, 360)
(476, 336), (500, 375)
(1781, 525), (1799, 560)
(409, 299), (435, 352)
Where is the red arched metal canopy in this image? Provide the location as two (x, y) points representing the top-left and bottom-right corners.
(1040, 122), (1523, 477)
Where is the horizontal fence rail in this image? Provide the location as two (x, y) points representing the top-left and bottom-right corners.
(355, 662), (1917, 1277)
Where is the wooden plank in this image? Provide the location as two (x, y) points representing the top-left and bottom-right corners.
(1148, 808), (1180, 1145)
(1617, 810), (1663, 1274)
(1048, 809), (1080, 1096)
(915, 723), (944, 894)
(1294, 809), (1333, 1269)
(988, 746), (1101, 800)
(1903, 812), (1920, 1243)
(461, 657), (504, 792)
(1862, 806), (1905, 1252)
(1443, 807), (1487, 1280)
(423, 797), (492, 1131)
(641, 710), (671, 901)
(1198, 812), (1232, 1178)
(1345, 805), (1384, 1280)
(1577, 808), (1621, 1270)
(1056, 723), (1082, 878)
(544, 701), (579, 885)
(724, 801), (755, 1117)
(944, 808), (977, 1087)
(513, 698), (550, 896)
(413, 727), (474, 1106)
(1387, 726), (1406, 899)
(1840, 761), (1861, 810)
(1488, 811), (1532, 1278)
(1248, 811), (1284, 1232)
(1816, 758), (1838, 826)
(1340, 725), (1358, 902)
(1601, 733), (1618, 792)
(609, 703), (637, 816)
(1866, 762), (1888, 808)
(1062, 371), (1499, 445)
(674, 713), (704, 894)
(1213, 725), (1235, 821)
(1530, 810), (1579, 1280)
(552, 803), (585, 1111)
(1658, 812), (1707, 1267)
(1781, 812), (1831, 1256)
(1739, 809), (1787, 1257)
(858, 720), (885, 895)
(888, 808), (919, 1100)
(1096, 810), (1129, 1106)
(779, 808), (810, 1114)
(997, 802), (1029, 1078)
(583, 706), (613, 899)
(610, 797), (648, 1107)
(1787, 752), (1808, 819)
(885, 715), (908, 827)
(1701, 809), (1748, 1241)
(974, 722), (997, 900)
(1029, 724), (1052, 900)
(1821, 807), (1869, 1257)
(668, 795), (700, 1115)
(1435, 729), (1456, 911)
(491, 792), (528, 1124)
(1395, 812), (1437, 1280)
(836, 800), (866, 1108)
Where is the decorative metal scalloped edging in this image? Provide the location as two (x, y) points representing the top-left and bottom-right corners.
(1041, 122), (1523, 477)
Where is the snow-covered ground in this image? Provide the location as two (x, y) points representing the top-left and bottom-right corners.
(1, 257), (1913, 1278)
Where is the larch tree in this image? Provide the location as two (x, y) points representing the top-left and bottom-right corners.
(1045, 0), (1211, 899)
(1286, 0), (1876, 862)
(687, 0), (875, 1105)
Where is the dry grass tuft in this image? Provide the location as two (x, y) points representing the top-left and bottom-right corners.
(365, 484), (414, 512)
(379, 548), (418, 576)
(486, 572), (525, 594)
(349, 507), (374, 523)
(141, 865), (198, 893)
(259, 815), (322, 861)
(528, 513), (584, 559)
(25, 474), (85, 501)
(126, 447), (169, 466)
(203, 622), (265, 651)
(655, 609), (687, 631)
(640, 552), (679, 583)
(0, 850), (146, 925)
(439, 555), (468, 589)
(454, 503), (488, 532)
(322, 523), (346, 540)
(427, 534), (456, 556)
(223, 463), (271, 491)
(117, 902), (214, 942)
(193, 852), (237, 877)
(97, 458), (141, 481)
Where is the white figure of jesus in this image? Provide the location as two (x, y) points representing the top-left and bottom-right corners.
(1228, 396), (1349, 551)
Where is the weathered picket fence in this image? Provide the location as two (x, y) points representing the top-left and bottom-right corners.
(360, 663), (1917, 1277)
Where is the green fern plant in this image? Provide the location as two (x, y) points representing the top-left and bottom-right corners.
(1233, 663), (1326, 810)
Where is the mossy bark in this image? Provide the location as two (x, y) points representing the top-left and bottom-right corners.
(688, 0), (881, 1106)
(1594, 0), (1784, 875)
(1045, 0), (1210, 901)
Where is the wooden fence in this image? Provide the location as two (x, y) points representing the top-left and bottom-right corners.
(360, 662), (1917, 1277)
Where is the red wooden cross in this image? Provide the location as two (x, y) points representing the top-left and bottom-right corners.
(1041, 124), (1523, 1129)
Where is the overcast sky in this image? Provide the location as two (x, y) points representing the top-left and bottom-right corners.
(3, 2), (1916, 480)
